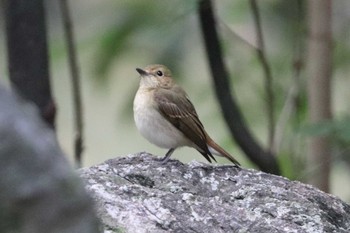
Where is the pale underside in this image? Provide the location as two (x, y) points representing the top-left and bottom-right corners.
(133, 88), (194, 149)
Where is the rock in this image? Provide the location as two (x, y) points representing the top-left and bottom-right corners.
(0, 86), (101, 233)
(80, 152), (350, 233)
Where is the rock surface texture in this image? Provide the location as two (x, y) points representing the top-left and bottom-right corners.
(80, 153), (350, 233)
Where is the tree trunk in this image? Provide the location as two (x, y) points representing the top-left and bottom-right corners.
(306, 0), (332, 192)
(4, 0), (56, 128)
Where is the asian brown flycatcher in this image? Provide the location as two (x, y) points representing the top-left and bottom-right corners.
(133, 64), (240, 166)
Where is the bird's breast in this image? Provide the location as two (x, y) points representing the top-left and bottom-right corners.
(133, 88), (191, 149)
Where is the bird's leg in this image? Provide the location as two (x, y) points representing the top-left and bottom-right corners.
(161, 148), (175, 164)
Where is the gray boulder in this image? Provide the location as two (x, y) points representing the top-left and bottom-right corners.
(80, 153), (350, 233)
(0, 85), (101, 233)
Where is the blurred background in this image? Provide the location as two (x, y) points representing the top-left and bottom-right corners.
(1, 0), (349, 202)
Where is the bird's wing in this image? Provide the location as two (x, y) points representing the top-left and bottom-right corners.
(154, 86), (215, 163)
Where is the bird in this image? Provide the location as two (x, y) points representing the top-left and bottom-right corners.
(133, 64), (240, 166)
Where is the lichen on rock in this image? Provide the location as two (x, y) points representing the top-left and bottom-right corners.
(80, 152), (350, 233)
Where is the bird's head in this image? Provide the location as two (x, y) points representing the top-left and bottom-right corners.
(136, 64), (175, 89)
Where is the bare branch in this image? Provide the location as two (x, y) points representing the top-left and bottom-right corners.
(272, 0), (304, 155)
(218, 19), (257, 49)
(272, 80), (299, 154)
(59, 0), (84, 168)
(249, 0), (275, 151)
(198, 0), (280, 175)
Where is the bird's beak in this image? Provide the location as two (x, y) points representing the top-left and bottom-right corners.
(136, 68), (148, 77)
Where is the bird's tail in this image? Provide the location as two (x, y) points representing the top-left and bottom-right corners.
(207, 137), (241, 166)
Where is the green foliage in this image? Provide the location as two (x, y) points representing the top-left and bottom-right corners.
(299, 116), (350, 144)
(92, 1), (196, 83)
(94, 19), (138, 79)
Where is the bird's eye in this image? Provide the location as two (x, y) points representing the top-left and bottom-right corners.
(156, 70), (163, 76)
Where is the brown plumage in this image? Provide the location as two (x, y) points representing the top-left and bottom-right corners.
(134, 64), (240, 166)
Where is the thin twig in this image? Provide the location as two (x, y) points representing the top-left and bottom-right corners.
(272, 0), (304, 155)
(249, 0), (275, 151)
(218, 19), (257, 49)
(59, 0), (84, 168)
(272, 81), (299, 154)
